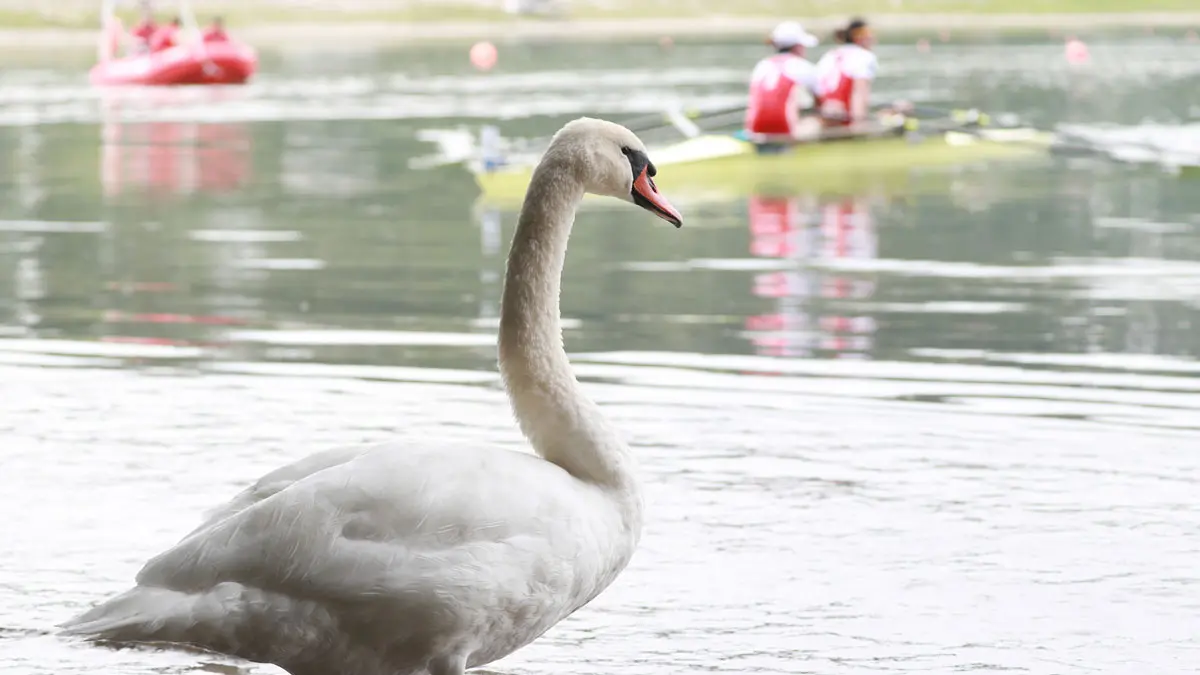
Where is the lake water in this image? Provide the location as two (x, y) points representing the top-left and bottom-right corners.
(2, 31), (1200, 675)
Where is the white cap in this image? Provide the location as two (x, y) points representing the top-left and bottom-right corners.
(770, 21), (819, 49)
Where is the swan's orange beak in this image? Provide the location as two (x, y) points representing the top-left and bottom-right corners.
(632, 166), (682, 228)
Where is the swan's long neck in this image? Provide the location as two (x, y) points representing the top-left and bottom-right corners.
(498, 159), (636, 492)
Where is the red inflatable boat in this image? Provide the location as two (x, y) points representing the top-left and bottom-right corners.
(90, 0), (257, 86)
(90, 40), (258, 86)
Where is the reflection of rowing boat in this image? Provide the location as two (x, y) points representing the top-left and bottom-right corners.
(471, 124), (1055, 206)
(743, 194), (878, 360)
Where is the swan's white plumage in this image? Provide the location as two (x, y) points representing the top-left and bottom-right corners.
(60, 118), (677, 675)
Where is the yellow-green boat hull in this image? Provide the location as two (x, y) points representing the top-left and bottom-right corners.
(473, 129), (1054, 206)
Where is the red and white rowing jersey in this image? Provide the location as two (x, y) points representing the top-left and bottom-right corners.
(815, 44), (878, 121)
(745, 53), (819, 135)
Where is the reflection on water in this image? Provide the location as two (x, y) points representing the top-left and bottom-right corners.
(1, 34), (1200, 675)
(744, 194), (879, 359)
(101, 111), (253, 200)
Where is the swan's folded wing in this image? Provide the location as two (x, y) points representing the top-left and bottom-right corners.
(187, 445), (374, 539)
(136, 445), (596, 604)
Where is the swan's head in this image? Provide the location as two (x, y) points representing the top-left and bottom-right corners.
(544, 117), (683, 228)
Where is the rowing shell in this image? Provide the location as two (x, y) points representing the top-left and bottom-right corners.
(471, 127), (1055, 206)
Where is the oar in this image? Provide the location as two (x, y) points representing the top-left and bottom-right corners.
(683, 108), (749, 132)
(746, 119), (907, 146)
(643, 102), (927, 138)
(639, 101), (994, 135)
(904, 117), (1137, 158)
(900, 108), (1150, 159)
(635, 100), (916, 136)
(668, 106), (909, 141)
(748, 112), (1026, 149)
(906, 105), (991, 124)
(902, 115), (984, 139)
(620, 105), (745, 141)
(898, 103), (1042, 145)
(506, 104), (746, 153)
(623, 103), (746, 134)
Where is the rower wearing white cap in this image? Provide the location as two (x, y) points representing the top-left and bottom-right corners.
(745, 21), (823, 140)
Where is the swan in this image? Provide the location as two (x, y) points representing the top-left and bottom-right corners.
(59, 117), (683, 675)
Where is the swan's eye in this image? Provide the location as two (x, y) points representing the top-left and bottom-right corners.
(620, 146), (653, 182)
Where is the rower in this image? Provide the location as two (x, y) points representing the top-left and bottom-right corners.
(149, 16), (182, 53)
(129, 1), (157, 53)
(745, 21), (823, 141)
(203, 16), (229, 43)
(815, 17), (878, 126)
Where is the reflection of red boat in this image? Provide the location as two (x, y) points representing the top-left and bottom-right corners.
(91, 41), (257, 86)
(102, 119), (253, 198)
(99, 86), (253, 198)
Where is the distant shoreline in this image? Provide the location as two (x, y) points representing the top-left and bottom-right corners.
(2, 12), (1198, 50)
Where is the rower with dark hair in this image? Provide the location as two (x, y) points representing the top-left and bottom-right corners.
(129, 0), (157, 53)
(149, 15), (182, 52)
(203, 16), (229, 43)
(815, 17), (878, 125)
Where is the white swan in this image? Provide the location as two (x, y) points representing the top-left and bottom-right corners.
(59, 117), (683, 675)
